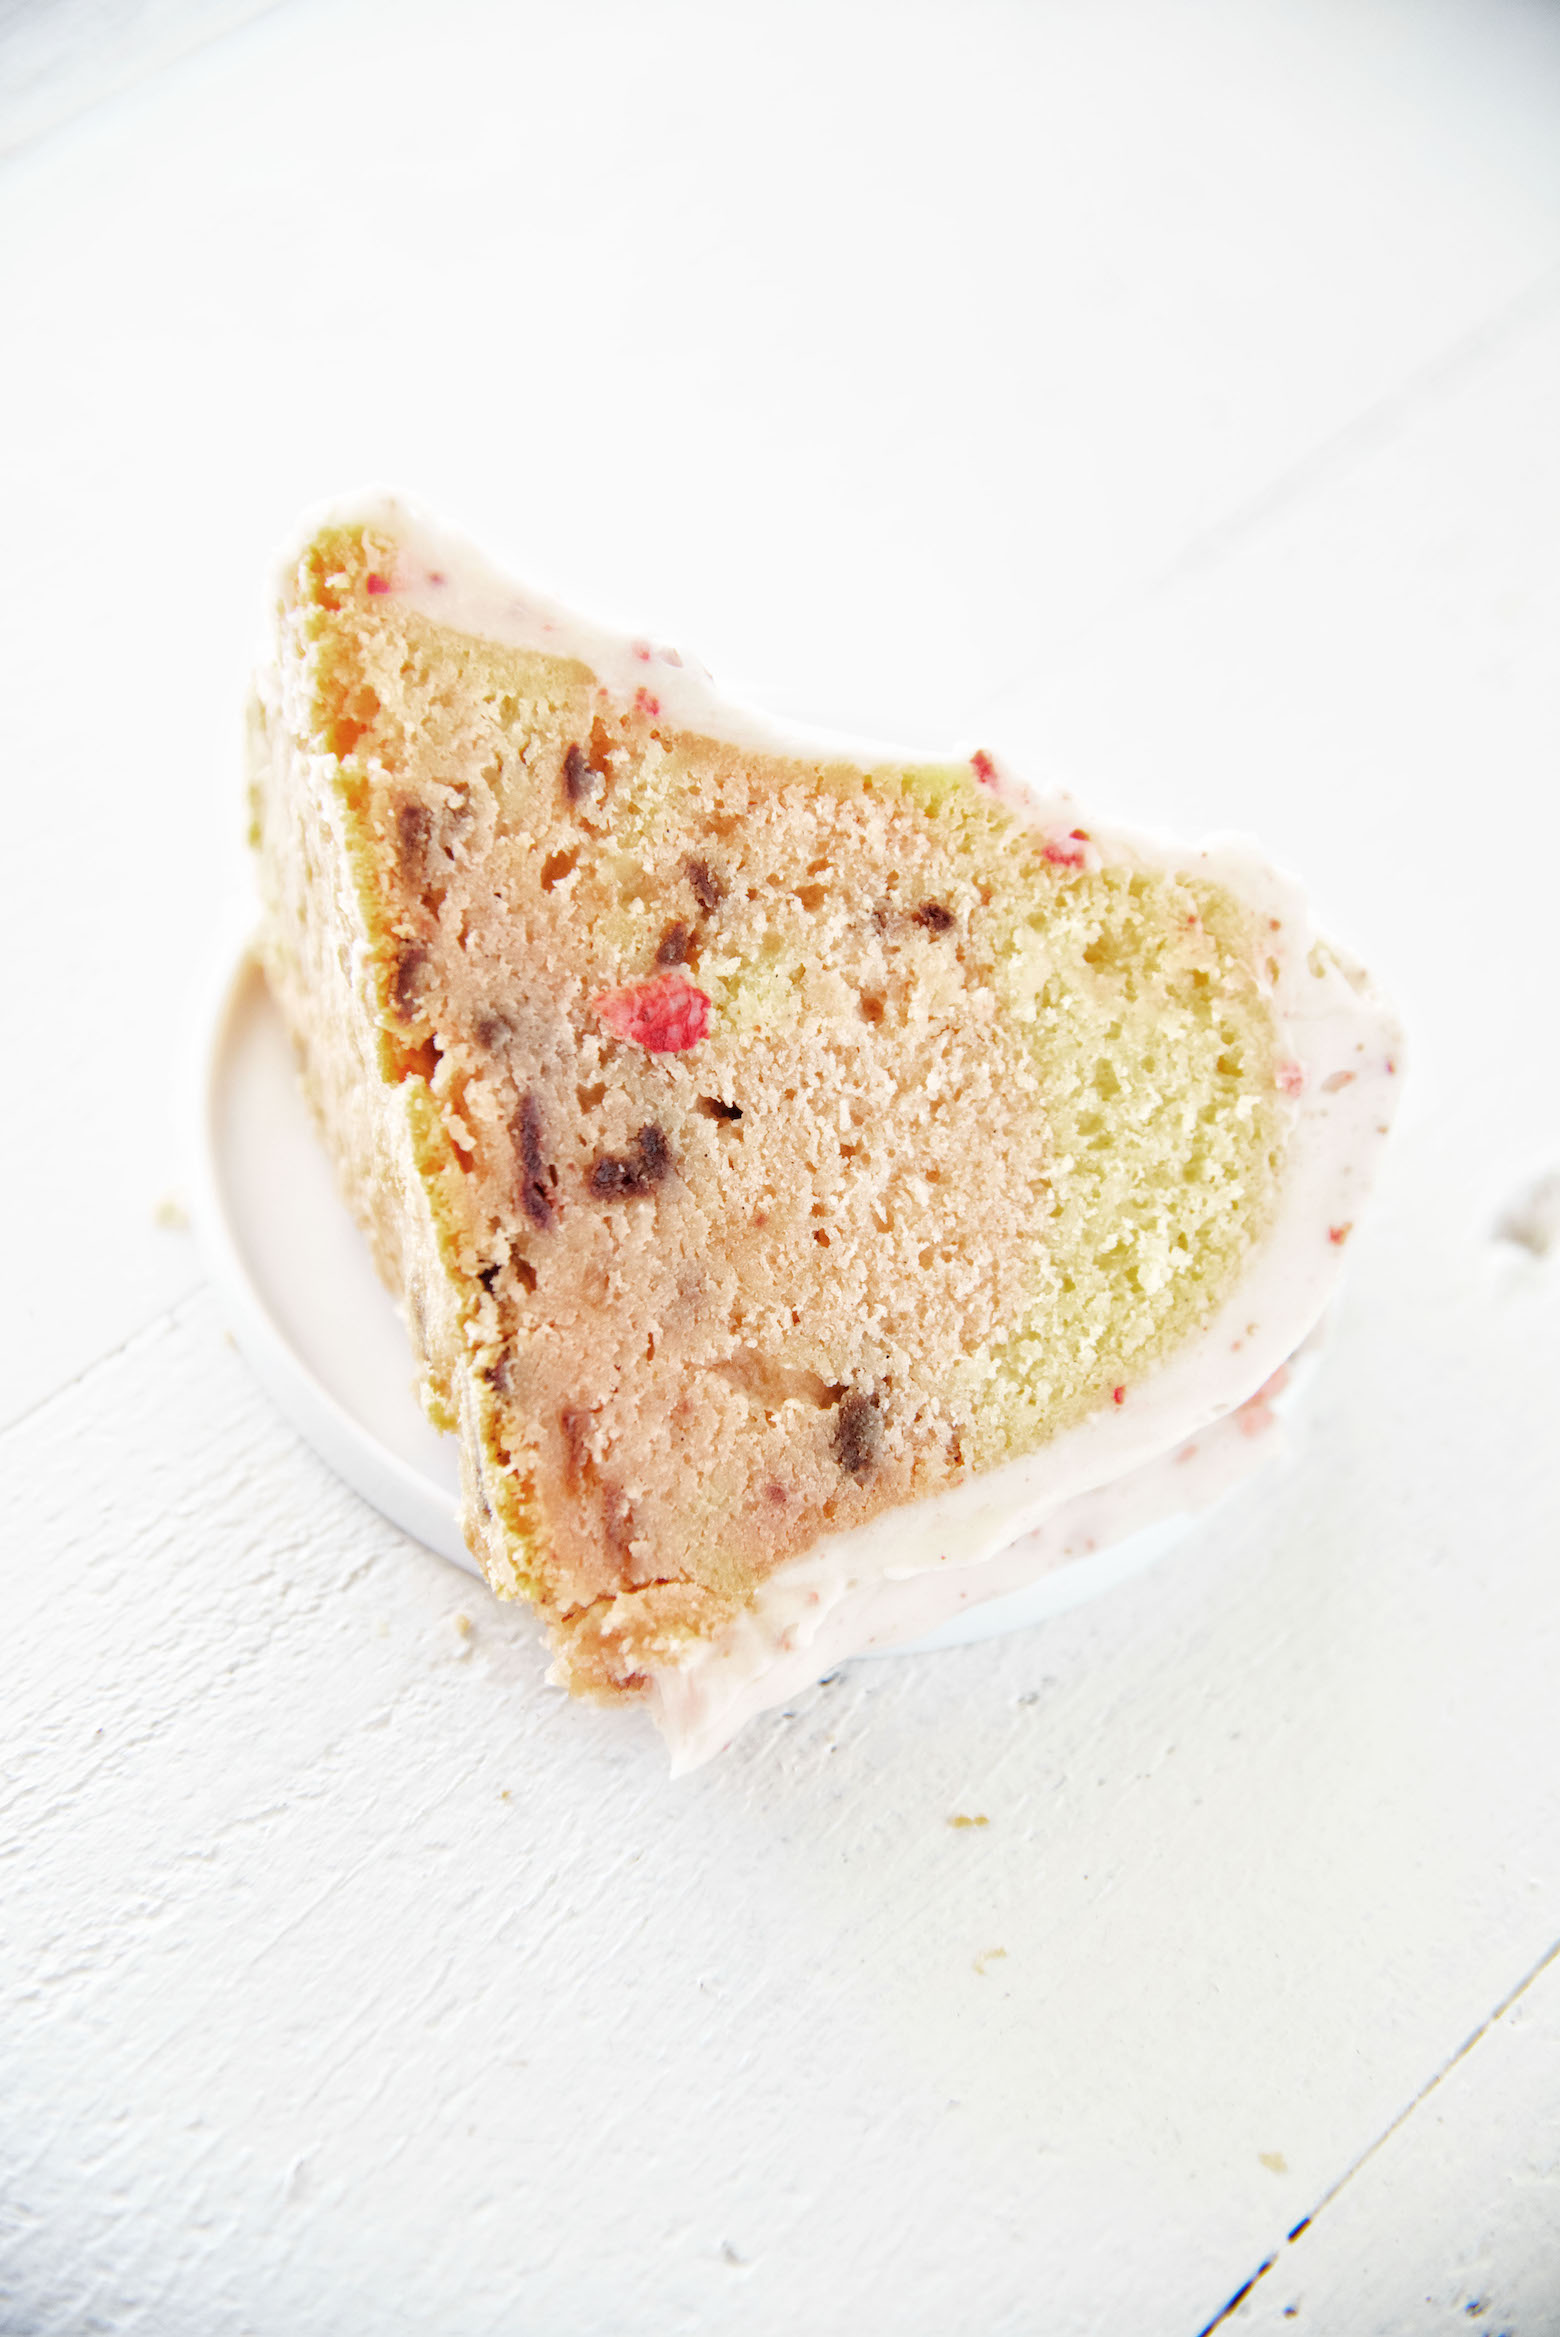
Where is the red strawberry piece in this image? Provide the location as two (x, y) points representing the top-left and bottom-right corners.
(594, 973), (712, 1053)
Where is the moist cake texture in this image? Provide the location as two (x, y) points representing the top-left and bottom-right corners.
(250, 498), (1398, 1753)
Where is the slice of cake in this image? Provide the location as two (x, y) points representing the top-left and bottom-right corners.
(249, 496), (1399, 1766)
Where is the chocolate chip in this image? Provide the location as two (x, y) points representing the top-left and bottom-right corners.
(562, 743), (591, 806)
(513, 1091), (555, 1230)
(391, 941), (427, 1018)
(636, 1123), (670, 1181)
(686, 856), (725, 914)
(913, 900), (955, 934)
(474, 1013), (510, 1053)
(396, 800), (431, 873)
(833, 1391), (882, 1479)
(588, 1155), (642, 1199)
(655, 920), (694, 968)
(586, 1122), (672, 1200)
(478, 1262), (501, 1292)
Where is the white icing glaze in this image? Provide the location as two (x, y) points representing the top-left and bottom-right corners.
(655, 1363), (1301, 1772)
(284, 494), (1402, 1770)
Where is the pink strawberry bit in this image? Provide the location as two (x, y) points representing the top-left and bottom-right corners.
(593, 974), (712, 1053)
(1043, 838), (1087, 869)
(1276, 1061), (1304, 1097)
(365, 573), (392, 595)
(971, 750), (999, 790)
(1327, 1222), (1353, 1246)
(631, 640), (652, 663)
(1112, 1385), (1126, 1406)
(633, 686), (661, 717)
(1236, 1362), (1290, 1437)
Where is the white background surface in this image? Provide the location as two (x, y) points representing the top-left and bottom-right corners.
(2, 3), (1559, 2331)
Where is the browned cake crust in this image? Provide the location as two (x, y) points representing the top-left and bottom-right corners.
(250, 513), (1287, 1697)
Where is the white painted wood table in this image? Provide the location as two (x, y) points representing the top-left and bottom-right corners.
(4, 4), (1559, 2329)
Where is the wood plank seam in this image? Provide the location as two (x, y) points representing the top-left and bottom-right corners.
(1192, 1928), (1560, 2336)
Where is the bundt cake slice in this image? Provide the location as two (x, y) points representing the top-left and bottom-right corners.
(249, 498), (1398, 1762)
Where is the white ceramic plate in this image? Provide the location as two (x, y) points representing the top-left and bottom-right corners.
(194, 946), (1221, 1654)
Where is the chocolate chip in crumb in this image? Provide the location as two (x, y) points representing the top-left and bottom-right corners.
(513, 1091), (555, 1230)
(478, 1262), (501, 1292)
(685, 856), (725, 914)
(588, 1155), (641, 1199)
(474, 1013), (510, 1053)
(391, 941), (427, 1018)
(396, 800), (432, 873)
(833, 1391), (882, 1479)
(635, 1123), (670, 1182)
(913, 900), (955, 934)
(655, 920), (694, 968)
(561, 742), (593, 806)
(587, 1122), (672, 1200)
